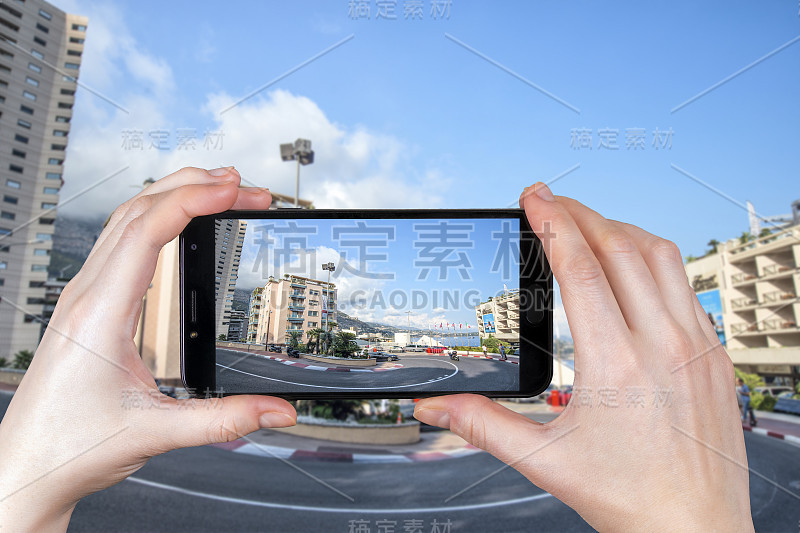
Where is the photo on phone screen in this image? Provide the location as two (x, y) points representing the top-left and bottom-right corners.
(181, 209), (552, 399)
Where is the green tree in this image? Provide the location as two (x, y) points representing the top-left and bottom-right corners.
(706, 239), (720, 254)
(332, 331), (359, 358)
(481, 336), (511, 354)
(738, 231), (753, 245)
(287, 331), (301, 349)
(0, 357), (8, 368)
(217, 334), (227, 341)
(12, 350), (34, 370)
(758, 228), (772, 238)
(307, 328), (325, 354)
(685, 255), (697, 263)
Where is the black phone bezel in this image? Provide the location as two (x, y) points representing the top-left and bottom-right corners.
(180, 208), (552, 400)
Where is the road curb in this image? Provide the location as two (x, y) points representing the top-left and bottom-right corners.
(742, 424), (800, 448)
(457, 354), (519, 365)
(210, 440), (483, 463)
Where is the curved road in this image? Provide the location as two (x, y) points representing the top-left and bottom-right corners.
(216, 349), (520, 394)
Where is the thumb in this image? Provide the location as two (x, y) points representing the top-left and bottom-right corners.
(414, 394), (563, 474)
(148, 394), (297, 451)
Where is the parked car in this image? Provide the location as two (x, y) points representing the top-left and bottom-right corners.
(755, 386), (793, 397)
(388, 346), (404, 353)
(373, 351), (399, 362)
(406, 345), (426, 352)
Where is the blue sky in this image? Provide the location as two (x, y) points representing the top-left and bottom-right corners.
(235, 216), (519, 328)
(51, 0), (799, 334)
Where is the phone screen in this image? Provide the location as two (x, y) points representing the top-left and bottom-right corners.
(184, 209), (552, 398)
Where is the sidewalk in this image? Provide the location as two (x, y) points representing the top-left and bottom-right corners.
(743, 410), (800, 447)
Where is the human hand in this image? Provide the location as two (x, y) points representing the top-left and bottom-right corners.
(414, 183), (753, 532)
(0, 167), (297, 531)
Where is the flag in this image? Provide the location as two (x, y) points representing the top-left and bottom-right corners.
(322, 294), (328, 316)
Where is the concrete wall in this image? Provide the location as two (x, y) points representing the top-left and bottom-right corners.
(301, 354), (376, 367)
(0, 368), (26, 386)
(272, 419), (420, 445)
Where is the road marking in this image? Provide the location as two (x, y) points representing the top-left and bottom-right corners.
(126, 476), (552, 513)
(216, 357), (459, 391)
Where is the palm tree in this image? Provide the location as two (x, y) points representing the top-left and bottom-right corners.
(307, 328), (325, 354)
(287, 331), (301, 349)
(739, 231), (753, 245)
(333, 331), (359, 358)
(707, 239), (720, 254)
(758, 228), (772, 238)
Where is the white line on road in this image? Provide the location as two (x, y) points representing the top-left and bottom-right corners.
(126, 476), (552, 513)
(216, 357), (459, 391)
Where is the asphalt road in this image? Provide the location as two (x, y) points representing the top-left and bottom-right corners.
(1, 393), (798, 532)
(216, 349), (520, 394)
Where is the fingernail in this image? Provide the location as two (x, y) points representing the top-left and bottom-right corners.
(207, 166), (235, 177)
(534, 182), (555, 202)
(259, 412), (295, 428)
(414, 407), (450, 429)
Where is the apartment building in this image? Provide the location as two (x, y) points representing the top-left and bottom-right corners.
(685, 221), (800, 384)
(475, 289), (520, 347)
(0, 0), (87, 361)
(214, 218), (246, 338)
(226, 309), (246, 342)
(247, 275), (336, 346)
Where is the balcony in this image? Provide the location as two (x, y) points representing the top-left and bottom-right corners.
(762, 291), (797, 306)
(286, 328), (303, 335)
(288, 315), (304, 322)
(731, 297), (757, 310)
(731, 272), (758, 285)
(290, 292), (306, 299)
(290, 280), (306, 288)
(288, 304), (305, 312)
(731, 323), (760, 335)
(763, 318), (797, 332)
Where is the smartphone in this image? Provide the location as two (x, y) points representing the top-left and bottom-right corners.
(180, 209), (552, 399)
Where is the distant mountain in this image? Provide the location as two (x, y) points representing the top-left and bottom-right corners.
(335, 311), (423, 336)
(48, 215), (106, 279)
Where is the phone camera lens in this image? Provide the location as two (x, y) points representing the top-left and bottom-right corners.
(190, 244), (197, 251)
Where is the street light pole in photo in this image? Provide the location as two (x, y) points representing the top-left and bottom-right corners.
(322, 261), (335, 352)
(280, 138), (315, 207)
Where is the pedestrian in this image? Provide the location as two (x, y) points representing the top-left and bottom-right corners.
(500, 344), (507, 361)
(482, 344), (488, 357)
(736, 378), (757, 426)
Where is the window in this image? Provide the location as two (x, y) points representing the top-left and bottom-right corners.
(14, 134), (28, 144)
(41, 202), (56, 209)
(0, 211), (14, 220)
(31, 264), (47, 272)
(38, 9), (52, 20)
(53, 130), (67, 137)
(20, 104), (33, 114)
(33, 249), (49, 257)
(60, 88), (74, 96)
(67, 49), (81, 57)
(62, 75), (75, 83)
(55, 115), (70, 123)
(6, 179), (20, 189)
(64, 62), (79, 70)
(0, 261), (7, 270)
(25, 76), (38, 87)
(22, 90), (36, 101)
(35, 233), (51, 241)
(57, 102), (72, 109)
(35, 23), (49, 33)
(48, 158), (62, 165)
(27, 297), (45, 305)
(39, 218), (54, 225)
(3, 195), (18, 204)
(72, 24), (87, 31)
(23, 315), (38, 324)
(31, 49), (44, 60)
(0, 279), (4, 286)
(0, 227), (10, 235)
(17, 119), (31, 129)
(33, 36), (46, 47)
(69, 37), (84, 44)
(28, 62), (41, 73)
(50, 144), (65, 151)
(30, 281), (46, 288)
(11, 149), (25, 158)
(8, 164), (23, 174)
(0, 3), (22, 18)
(43, 187), (59, 195)
(45, 172), (61, 180)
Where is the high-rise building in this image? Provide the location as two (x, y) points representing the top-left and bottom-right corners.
(0, 0), (88, 361)
(475, 289), (520, 347)
(685, 216), (800, 385)
(214, 218), (246, 338)
(246, 275), (337, 346)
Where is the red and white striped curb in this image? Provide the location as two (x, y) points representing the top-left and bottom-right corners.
(742, 424), (800, 447)
(211, 440), (482, 463)
(456, 353), (519, 365)
(231, 350), (403, 373)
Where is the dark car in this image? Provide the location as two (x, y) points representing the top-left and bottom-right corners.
(267, 344), (283, 353)
(373, 351), (399, 362)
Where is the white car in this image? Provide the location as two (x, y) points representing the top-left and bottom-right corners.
(406, 345), (426, 352)
(755, 386), (793, 397)
(388, 346), (404, 353)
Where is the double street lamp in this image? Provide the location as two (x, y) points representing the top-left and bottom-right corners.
(280, 138), (315, 207)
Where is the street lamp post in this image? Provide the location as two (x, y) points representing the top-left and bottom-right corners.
(405, 311), (412, 347)
(280, 138), (315, 207)
(322, 261), (335, 351)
